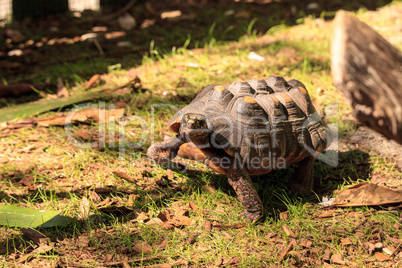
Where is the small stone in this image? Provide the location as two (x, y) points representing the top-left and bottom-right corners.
(374, 242), (383, 250)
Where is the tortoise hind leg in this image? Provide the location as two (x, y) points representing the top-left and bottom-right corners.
(227, 159), (264, 223)
(287, 156), (315, 195)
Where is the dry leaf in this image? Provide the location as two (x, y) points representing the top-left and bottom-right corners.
(56, 77), (69, 98)
(203, 220), (212, 232)
(79, 196), (90, 219)
(73, 130), (93, 141)
(333, 183), (402, 207)
(301, 239), (313, 248)
(279, 211), (288, 221)
(197, 243), (210, 252)
(222, 256), (240, 265)
(161, 10), (182, 19)
(341, 238), (352, 245)
(37, 108), (125, 127)
(166, 169), (174, 179)
(322, 248), (331, 262)
(85, 74), (101, 90)
(375, 252), (390, 261)
(214, 257), (224, 266)
(132, 241), (152, 254)
(21, 228), (48, 244)
(279, 239), (296, 262)
(331, 253), (346, 265)
(282, 225), (296, 237)
(174, 215), (192, 226)
(18, 176), (34, 186)
(146, 218), (163, 226)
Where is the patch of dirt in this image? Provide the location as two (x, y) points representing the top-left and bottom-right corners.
(348, 126), (402, 171)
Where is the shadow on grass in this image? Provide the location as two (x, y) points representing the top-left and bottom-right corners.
(0, 148), (372, 249)
(1, 0), (391, 88)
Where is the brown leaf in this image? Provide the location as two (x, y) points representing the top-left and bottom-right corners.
(145, 218), (163, 226)
(341, 237), (352, 245)
(21, 227), (48, 244)
(73, 130), (93, 141)
(132, 241), (152, 254)
(355, 232), (365, 239)
(279, 211), (288, 221)
(162, 222), (175, 230)
(170, 259), (189, 266)
(333, 183), (402, 207)
(317, 211), (335, 218)
(174, 215), (192, 226)
(282, 225), (295, 237)
(79, 196), (90, 219)
(214, 257), (224, 266)
(88, 191), (101, 203)
(85, 74), (101, 90)
(375, 252), (390, 261)
(36, 116), (66, 126)
(288, 251), (302, 264)
(279, 239), (296, 262)
(174, 227), (187, 236)
(166, 169), (174, 179)
(203, 220), (212, 232)
(187, 233), (198, 245)
(37, 108), (125, 127)
(222, 256), (240, 265)
(351, 218), (367, 232)
(212, 224), (246, 229)
(113, 170), (137, 184)
(301, 239), (313, 248)
(155, 238), (167, 250)
(157, 211), (169, 222)
(189, 202), (197, 210)
(331, 253), (346, 265)
(322, 248), (331, 262)
(197, 243), (210, 252)
(77, 235), (89, 247)
(18, 175), (34, 186)
(36, 242), (54, 254)
(56, 77), (69, 98)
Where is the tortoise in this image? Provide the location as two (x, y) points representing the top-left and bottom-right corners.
(148, 75), (331, 222)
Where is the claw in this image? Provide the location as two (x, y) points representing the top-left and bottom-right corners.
(240, 211), (264, 224)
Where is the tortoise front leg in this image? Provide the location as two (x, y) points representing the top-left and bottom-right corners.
(147, 135), (185, 170)
(227, 159), (264, 223)
(287, 156), (315, 195)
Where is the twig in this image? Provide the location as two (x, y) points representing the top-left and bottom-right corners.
(389, 242), (402, 259)
(77, 0), (137, 24)
(350, 217), (367, 232)
(278, 239), (296, 263)
(212, 224), (246, 229)
(93, 38), (104, 56)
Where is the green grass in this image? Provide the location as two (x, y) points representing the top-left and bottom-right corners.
(1, 1), (402, 267)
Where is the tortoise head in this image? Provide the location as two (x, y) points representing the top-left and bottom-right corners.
(179, 113), (211, 147)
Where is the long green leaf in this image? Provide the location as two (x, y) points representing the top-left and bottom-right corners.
(0, 85), (132, 123)
(0, 205), (72, 228)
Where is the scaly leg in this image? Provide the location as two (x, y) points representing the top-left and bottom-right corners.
(287, 156), (315, 195)
(147, 135), (185, 170)
(227, 159), (264, 223)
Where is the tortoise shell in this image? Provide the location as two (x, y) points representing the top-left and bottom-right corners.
(168, 75), (330, 175)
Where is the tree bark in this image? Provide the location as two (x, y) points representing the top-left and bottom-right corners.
(331, 10), (402, 144)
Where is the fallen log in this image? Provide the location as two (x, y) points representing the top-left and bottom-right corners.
(331, 10), (402, 144)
